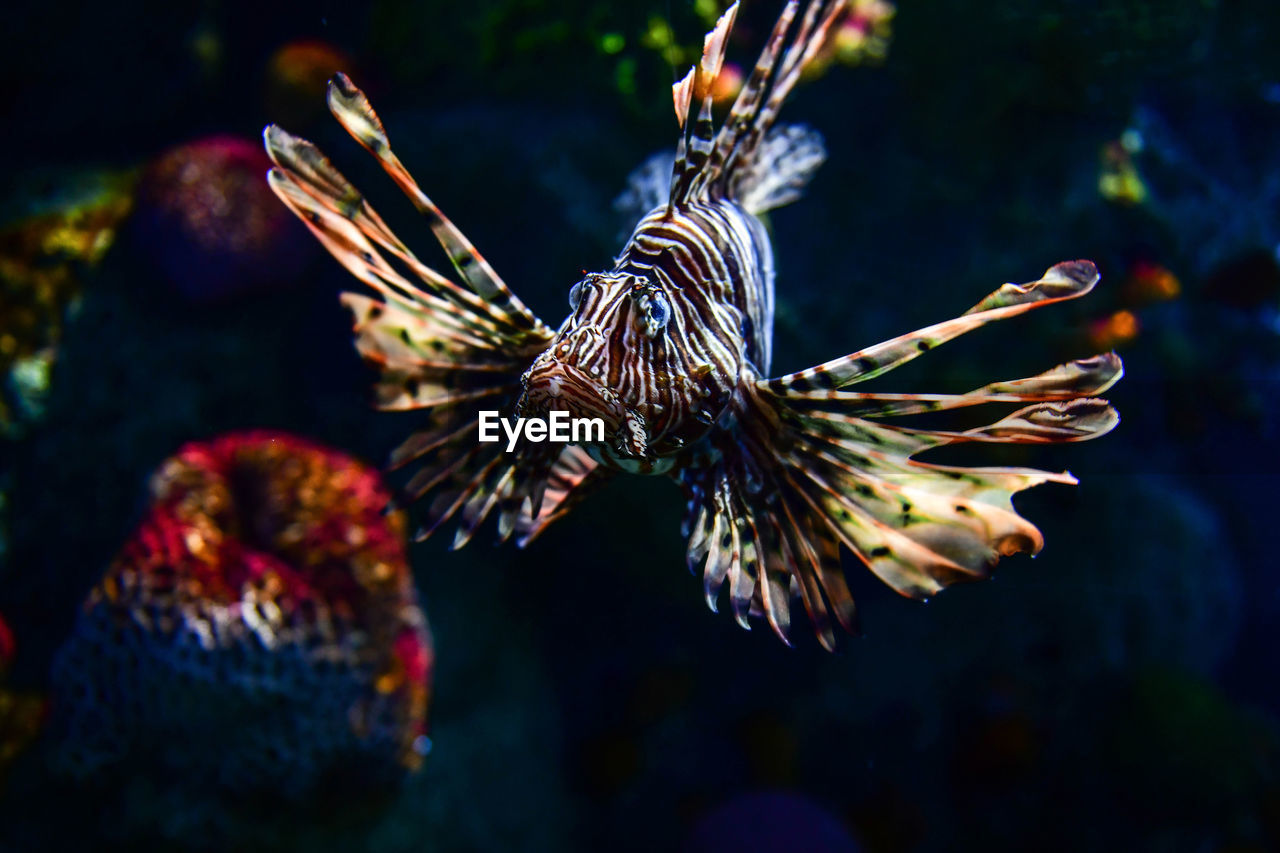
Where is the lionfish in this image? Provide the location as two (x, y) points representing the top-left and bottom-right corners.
(263, 0), (1121, 649)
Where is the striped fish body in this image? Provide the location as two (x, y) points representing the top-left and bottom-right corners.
(264, 0), (1122, 650)
(519, 200), (774, 473)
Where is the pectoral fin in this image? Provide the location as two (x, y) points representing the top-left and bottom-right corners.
(265, 79), (583, 545)
(681, 262), (1120, 649)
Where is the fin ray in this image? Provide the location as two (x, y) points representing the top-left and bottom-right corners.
(324, 74), (546, 332)
(768, 261), (1103, 394)
(681, 262), (1118, 647)
(265, 79), (585, 547)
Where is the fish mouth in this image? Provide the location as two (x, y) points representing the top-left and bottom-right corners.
(518, 359), (628, 431)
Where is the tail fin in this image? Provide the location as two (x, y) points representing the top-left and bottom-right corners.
(682, 261), (1122, 649)
(736, 123), (826, 214)
(668, 0), (849, 211)
(264, 75), (596, 545)
(614, 150), (675, 244)
(616, 120), (824, 233)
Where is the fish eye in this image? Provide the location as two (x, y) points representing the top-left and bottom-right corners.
(635, 288), (671, 338)
(568, 281), (584, 310)
(649, 291), (670, 327)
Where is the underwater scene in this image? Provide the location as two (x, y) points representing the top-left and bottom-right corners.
(2, 0), (1279, 850)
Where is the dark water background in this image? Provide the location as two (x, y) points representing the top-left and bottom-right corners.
(3, 0), (1280, 850)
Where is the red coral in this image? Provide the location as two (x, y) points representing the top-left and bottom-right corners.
(0, 612), (13, 674)
(52, 430), (433, 797)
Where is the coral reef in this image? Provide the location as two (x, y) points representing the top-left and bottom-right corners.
(50, 430), (432, 801)
(0, 170), (135, 436)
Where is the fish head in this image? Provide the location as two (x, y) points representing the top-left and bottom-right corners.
(517, 271), (741, 462)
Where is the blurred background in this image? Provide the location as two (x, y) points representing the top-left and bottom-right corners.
(1, 0), (1279, 850)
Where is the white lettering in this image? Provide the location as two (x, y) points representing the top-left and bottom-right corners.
(573, 417), (605, 443)
(501, 416), (523, 452)
(478, 410), (499, 442)
(549, 410), (570, 441)
(475, 410), (607, 452)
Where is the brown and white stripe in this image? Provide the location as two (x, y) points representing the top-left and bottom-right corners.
(265, 0), (1122, 651)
